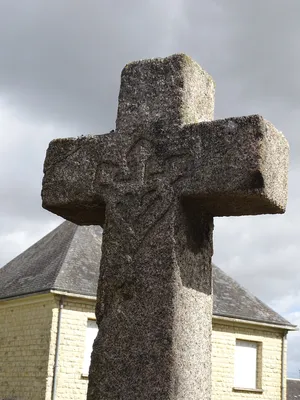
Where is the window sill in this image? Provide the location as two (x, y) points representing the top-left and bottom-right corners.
(233, 387), (263, 394)
(81, 373), (89, 379)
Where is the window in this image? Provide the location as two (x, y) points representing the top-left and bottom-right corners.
(82, 319), (98, 376)
(234, 339), (261, 390)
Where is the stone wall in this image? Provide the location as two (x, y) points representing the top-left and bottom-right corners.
(0, 294), (287, 400)
(53, 300), (287, 400)
(212, 319), (286, 400)
(0, 294), (55, 400)
(52, 295), (95, 400)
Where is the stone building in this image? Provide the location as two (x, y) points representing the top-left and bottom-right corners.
(0, 221), (297, 400)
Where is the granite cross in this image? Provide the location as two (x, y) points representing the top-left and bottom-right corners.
(42, 54), (289, 400)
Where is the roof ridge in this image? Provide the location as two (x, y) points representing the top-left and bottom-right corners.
(0, 222), (61, 270)
(52, 222), (78, 289)
(251, 291), (293, 325)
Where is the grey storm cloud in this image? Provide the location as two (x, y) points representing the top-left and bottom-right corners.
(0, 0), (299, 377)
(0, 0), (184, 132)
(1, 0), (299, 155)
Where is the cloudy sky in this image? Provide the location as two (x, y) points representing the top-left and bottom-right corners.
(0, 0), (299, 378)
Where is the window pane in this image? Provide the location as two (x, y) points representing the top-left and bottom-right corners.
(234, 340), (257, 389)
(82, 320), (98, 375)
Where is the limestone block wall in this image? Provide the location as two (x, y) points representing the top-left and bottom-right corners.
(52, 299), (287, 400)
(0, 293), (287, 400)
(211, 319), (286, 400)
(0, 294), (56, 400)
(52, 295), (95, 400)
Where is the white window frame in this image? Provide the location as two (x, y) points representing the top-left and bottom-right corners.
(82, 319), (98, 376)
(234, 339), (261, 390)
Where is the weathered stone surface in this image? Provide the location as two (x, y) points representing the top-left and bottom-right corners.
(41, 54), (289, 400)
(43, 115), (288, 224)
(116, 54), (215, 133)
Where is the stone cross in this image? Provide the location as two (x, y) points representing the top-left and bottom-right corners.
(42, 54), (289, 399)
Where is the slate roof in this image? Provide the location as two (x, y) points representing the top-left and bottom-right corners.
(0, 221), (102, 299)
(287, 379), (300, 399)
(212, 263), (294, 327)
(0, 221), (295, 329)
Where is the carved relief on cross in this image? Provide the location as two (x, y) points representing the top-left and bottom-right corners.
(43, 116), (288, 225)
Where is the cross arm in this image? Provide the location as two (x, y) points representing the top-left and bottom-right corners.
(42, 132), (125, 226)
(181, 114), (289, 216)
